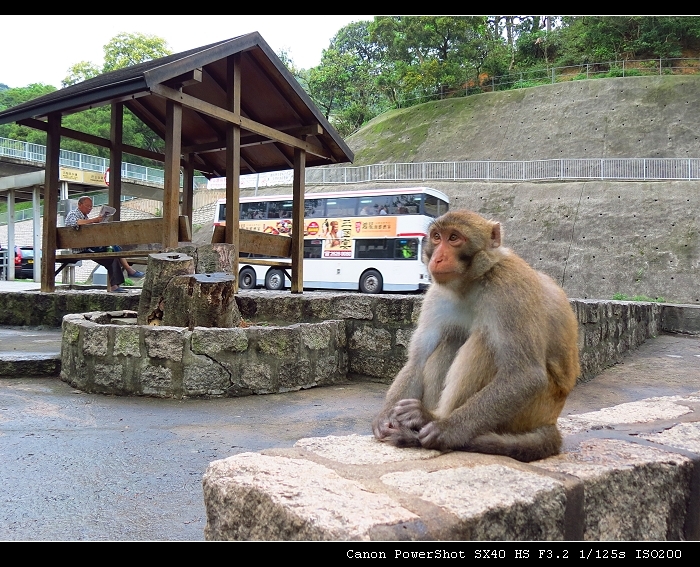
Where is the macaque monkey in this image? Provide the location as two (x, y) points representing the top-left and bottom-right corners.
(373, 210), (579, 462)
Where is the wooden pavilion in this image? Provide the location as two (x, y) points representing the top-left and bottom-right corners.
(0, 33), (353, 292)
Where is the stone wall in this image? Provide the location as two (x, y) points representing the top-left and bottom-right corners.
(0, 289), (139, 327)
(237, 292), (669, 384)
(60, 310), (347, 398)
(2, 289), (694, 394)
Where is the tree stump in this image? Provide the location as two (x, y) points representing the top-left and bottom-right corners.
(162, 273), (241, 328)
(137, 253), (195, 325)
(173, 243), (236, 274)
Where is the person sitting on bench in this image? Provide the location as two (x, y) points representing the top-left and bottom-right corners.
(64, 196), (145, 293)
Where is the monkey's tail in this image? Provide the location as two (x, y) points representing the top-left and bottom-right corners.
(466, 425), (562, 462)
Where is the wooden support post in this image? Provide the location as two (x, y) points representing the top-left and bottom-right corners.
(32, 185), (41, 282)
(41, 113), (61, 292)
(163, 99), (182, 249)
(291, 147), (306, 293)
(6, 189), (15, 281)
(182, 153), (195, 236)
(225, 54), (241, 290)
(110, 102), (123, 221)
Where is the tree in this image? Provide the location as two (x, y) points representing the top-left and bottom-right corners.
(62, 61), (101, 87)
(103, 32), (171, 72)
(0, 83), (57, 142)
(57, 33), (173, 158)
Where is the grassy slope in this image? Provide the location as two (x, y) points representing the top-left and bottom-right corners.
(346, 75), (700, 165)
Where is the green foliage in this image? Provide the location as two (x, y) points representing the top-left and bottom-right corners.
(62, 61), (101, 87)
(5, 18), (700, 145)
(0, 33), (170, 164)
(103, 32), (171, 72)
(556, 16), (700, 65)
(0, 83), (56, 141)
(0, 201), (34, 214)
(612, 293), (666, 303)
(296, 16), (700, 136)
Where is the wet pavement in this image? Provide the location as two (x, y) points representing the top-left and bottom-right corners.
(0, 332), (698, 540)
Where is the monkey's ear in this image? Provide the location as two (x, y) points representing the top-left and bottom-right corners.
(490, 223), (502, 248)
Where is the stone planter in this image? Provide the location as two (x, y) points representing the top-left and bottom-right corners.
(60, 310), (347, 398)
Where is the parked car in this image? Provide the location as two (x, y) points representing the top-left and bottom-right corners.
(14, 246), (36, 279)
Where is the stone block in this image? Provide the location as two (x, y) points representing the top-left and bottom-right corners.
(144, 328), (184, 361)
(536, 438), (692, 540)
(82, 324), (109, 357)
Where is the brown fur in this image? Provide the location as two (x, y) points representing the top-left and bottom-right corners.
(372, 210), (580, 462)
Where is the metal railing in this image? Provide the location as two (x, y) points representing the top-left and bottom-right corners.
(395, 57), (700, 106)
(0, 192), (138, 226)
(0, 137), (209, 188)
(303, 158), (700, 185)
(3, 134), (700, 194)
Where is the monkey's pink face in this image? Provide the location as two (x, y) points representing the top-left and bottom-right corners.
(427, 226), (469, 283)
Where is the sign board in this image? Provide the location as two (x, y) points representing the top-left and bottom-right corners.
(59, 167), (106, 187)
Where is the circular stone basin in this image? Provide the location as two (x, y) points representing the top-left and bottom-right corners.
(61, 310), (347, 398)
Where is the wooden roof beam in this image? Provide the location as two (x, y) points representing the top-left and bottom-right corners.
(18, 117), (168, 163)
(163, 68), (203, 89)
(149, 84), (332, 160)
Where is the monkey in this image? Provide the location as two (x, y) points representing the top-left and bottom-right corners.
(372, 209), (580, 462)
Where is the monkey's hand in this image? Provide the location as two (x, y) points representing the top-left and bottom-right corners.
(392, 398), (432, 431)
(417, 420), (452, 450)
(372, 411), (421, 448)
(372, 413), (397, 440)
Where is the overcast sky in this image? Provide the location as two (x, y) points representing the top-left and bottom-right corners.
(0, 15), (373, 89)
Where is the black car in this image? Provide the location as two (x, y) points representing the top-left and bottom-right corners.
(14, 246), (36, 279)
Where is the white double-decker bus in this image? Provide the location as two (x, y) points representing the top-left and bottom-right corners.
(213, 186), (449, 293)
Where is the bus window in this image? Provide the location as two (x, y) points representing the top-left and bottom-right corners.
(241, 202), (267, 220)
(393, 194), (422, 215)
(304, 198), (325, 218)
(395, 239), (419, 260)
(218, 202), (227, 223)
(355, 238), (394, 259)
(358, 196), (394, 216)
(424, 194), (449, 217)
(326, 197), (358, 217)
(268, 200), (294, 219)
(304, 239), (323, 258)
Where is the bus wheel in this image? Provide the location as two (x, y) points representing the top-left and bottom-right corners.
(360, 270), (383, 294)
(239, 267), (257, 290)
(265, 269), (286, 291)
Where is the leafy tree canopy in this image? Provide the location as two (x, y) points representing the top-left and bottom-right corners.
(62, 32), (172, 87)
(103, 32), (171, 72)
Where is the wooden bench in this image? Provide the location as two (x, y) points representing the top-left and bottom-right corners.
(212, 224), (293, 269)
(212, 224), (294, 282)
(54, 216), (192, 278)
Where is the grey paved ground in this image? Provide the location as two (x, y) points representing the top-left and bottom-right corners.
(0, 332), (699, 540)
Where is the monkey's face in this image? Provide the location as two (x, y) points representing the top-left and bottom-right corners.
(425, 211), (501, 286)
(425, 225), (471, 284)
